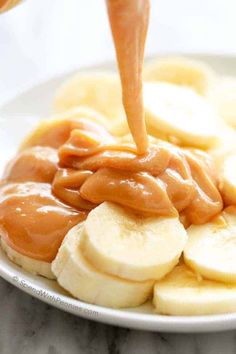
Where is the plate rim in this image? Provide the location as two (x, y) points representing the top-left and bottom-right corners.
(1, 255), (236, 333)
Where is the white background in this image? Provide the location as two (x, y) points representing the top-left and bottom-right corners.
(0, 0), (235, 103)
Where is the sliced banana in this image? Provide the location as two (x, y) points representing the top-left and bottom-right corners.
(154, 265), (236, 315)
(184, 208), (236, 283)
(81, 202), (187, 282)
(110, 116), (182, 145)
(52, 225), (154, 308)
(210, 76), (236, 127)
(208, 127), (236, 168)
(144, 56), (215, 96)
(144, 82), (222, 148)
(117, 133), (158, 146)
(110, 119), (132, 137)
(0, 238), (55, 279)
(51, 223), (84, 277)
(20, 106), (109, 150)
(218, 152), (236, 205)
(53, 72), (124, 121)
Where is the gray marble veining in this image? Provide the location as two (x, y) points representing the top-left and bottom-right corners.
(0, 277), (236, 354)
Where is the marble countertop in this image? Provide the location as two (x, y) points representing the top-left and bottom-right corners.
(1, 277), (236, 354)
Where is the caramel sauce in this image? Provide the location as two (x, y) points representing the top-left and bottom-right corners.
(54, 125), (222, 223)
(0, 182), (85, 261)
(3, 146), (58, 183)
(0, 117), (223, 261)
(0, 1), (225, 262)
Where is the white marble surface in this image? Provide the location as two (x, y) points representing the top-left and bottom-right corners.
(1, 1), (236, 353)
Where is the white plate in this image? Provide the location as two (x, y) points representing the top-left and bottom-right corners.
(0, 54), (236, 333)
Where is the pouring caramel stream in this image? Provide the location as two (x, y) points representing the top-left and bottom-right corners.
(106, 0), (149, 153)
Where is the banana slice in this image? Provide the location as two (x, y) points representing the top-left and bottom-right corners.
(154, 265), (236, 315)
(208, 127), (236, 168)
(0, 237), (55, 279)
(210, 76), (236, 127)
(110, 119), (132, 137)
(53, 72), (124, 121)
(184, 207), (236, 283)
(81, 202), (187, 282)
(51, 223), (84, 276)
(117, 133), (158, 146)
(218, 152), (236, 205)
(20, 106), (109, 150)
(52, 225), (154, 308)
(144, 82), (222, 148)
(110, 116), (182, 145)
(143, 56), (215, 96)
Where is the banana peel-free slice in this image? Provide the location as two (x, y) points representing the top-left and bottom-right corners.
(53, 72), (124, 121)
(81, 202), (187, 282)
(210, 76), (236, 127)
(144, 82), (223, 148)
(154, 264), (236, 315)
(184, 208), (236, 283)
(218, 153), (236, 205)
(1, 237), (55, 279)
(52, 224), (154, 308)
(144, 56), (216, 96)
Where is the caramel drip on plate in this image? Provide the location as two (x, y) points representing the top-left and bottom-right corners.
(106, 0), (150, 154)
